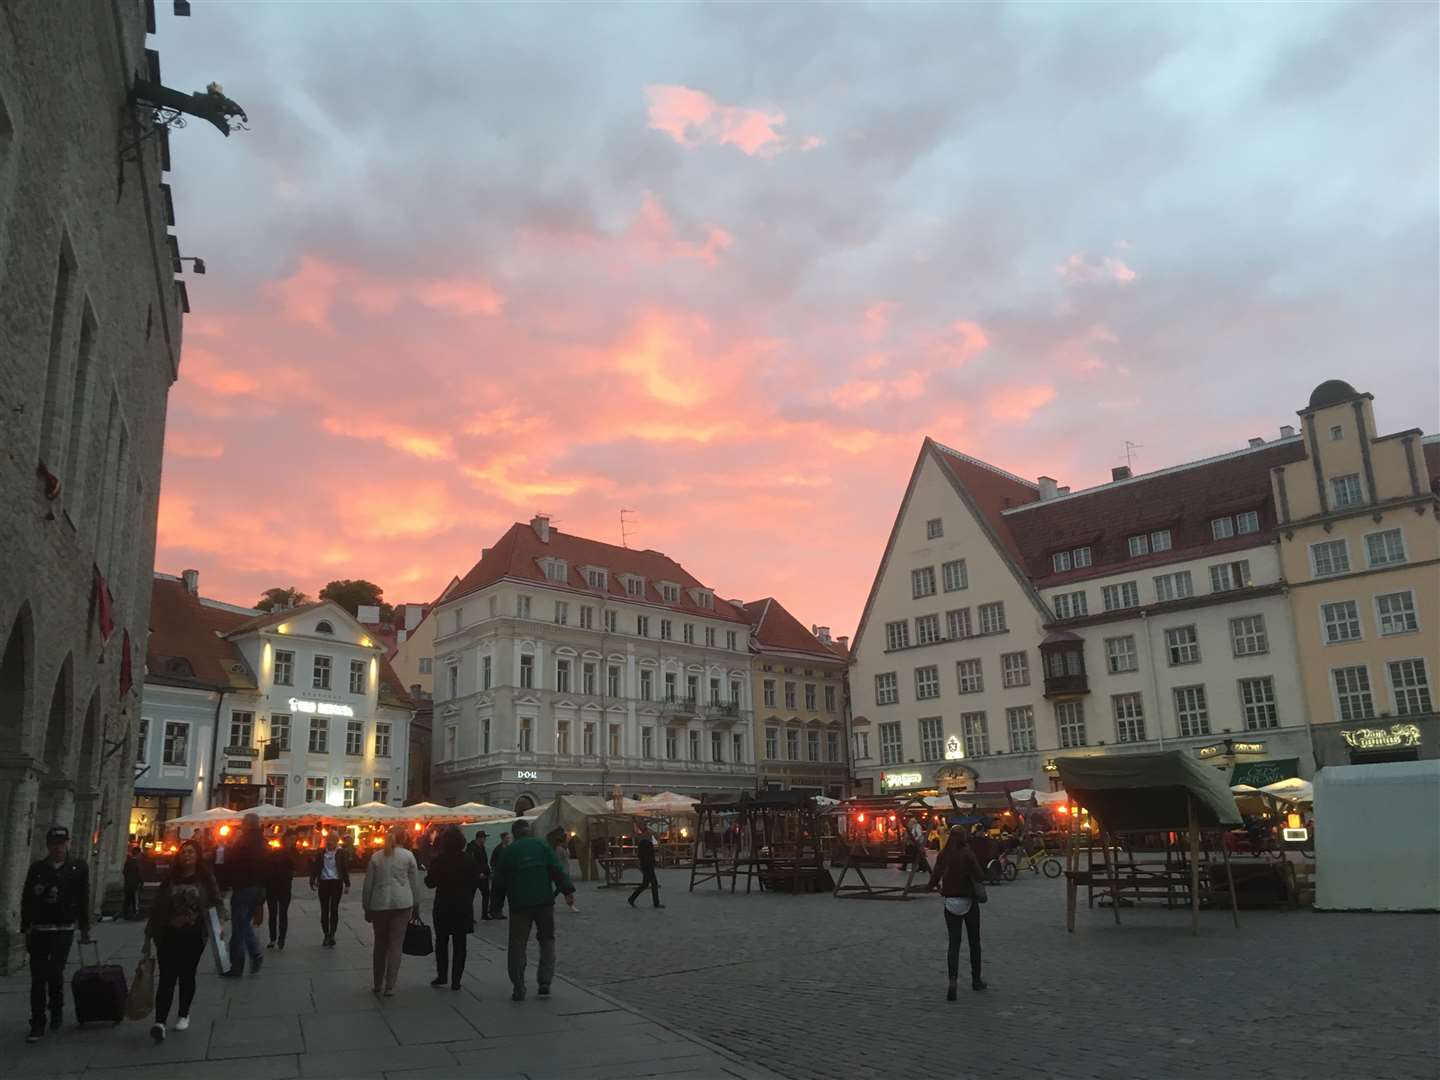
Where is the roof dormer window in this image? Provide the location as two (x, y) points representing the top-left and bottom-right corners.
(315, 620), (335, 635)
(623, 575), (646, 598)
(659, 582), (681, 604)
(583, 567), (608, 590)
(540, 558), (569, 583)
(692, 588), (714, 610)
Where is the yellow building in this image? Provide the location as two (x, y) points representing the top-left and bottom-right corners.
(389, 576), (459, 698)
(1270, 380), (1439, 766)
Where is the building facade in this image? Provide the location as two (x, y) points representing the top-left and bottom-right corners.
(743, 599), (851, 797)
(430, 517), (756, 812)
(0, 3), (193, 969)
(1269, 381), (1439, 768)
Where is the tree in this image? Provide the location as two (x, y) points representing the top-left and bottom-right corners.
(318, 579), (393, 622)
(255, 586), (309, 613)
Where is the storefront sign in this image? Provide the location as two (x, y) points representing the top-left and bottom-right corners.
(1232, 741), (1266, 755)
(944, 735), (964, 760)
(881, 770), (924, 790)
(1197, 744), (1223, 759)
(287, 697), (355, 718)
(225, 745), (259, 758)
(507, 769), (549, 783)
(1341, 724), (1422, 751)
(1229, 759), (1300, 788)
(1199, 739), (1267, 759)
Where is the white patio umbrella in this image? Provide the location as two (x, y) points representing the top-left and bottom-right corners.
(449, 802), (510, 822)
(169, 805), (241, 827)
(1230, 784), (1262, 794)
(1260, 777), (1314, 803)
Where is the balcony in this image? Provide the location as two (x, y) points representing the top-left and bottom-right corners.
(661, 696), (700, 719)
(1040, 631), (1089, 700)
(1042, 672), (1090, 699)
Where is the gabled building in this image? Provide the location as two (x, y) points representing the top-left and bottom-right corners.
(743, 599), (851, 797)
(430, 516), (756, 812)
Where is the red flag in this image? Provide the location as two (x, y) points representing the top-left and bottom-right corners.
(93, 566), (115, 644)
(119, 630), (133, 697)
(36, 461), (61, 501)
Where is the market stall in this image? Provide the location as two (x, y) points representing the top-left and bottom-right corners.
(528, 794), (635, 883)
(828, 794), (937, 900)
(688, 791), (829, 895)
(1315, 760), (1439, 911)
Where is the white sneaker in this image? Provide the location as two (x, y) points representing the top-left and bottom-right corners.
(150, 1022), (166, 1042)
(175, 1016), (190, 1031)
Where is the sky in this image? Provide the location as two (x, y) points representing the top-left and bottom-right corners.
(154, 2), (1439, 634)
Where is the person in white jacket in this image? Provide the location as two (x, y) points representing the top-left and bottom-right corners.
(362, 828), (421, 996)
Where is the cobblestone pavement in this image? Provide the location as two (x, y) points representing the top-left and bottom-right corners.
(509, 867), (1439, 1080)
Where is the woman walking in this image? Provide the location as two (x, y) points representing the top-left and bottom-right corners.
(362, 827), (421, 996)
(145, 840), (224, 1041)
(929, 826), (987, 999)
(424, 827), (477, 990)
(265, 839), (293, 950)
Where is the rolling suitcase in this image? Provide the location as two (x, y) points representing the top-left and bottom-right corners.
(71, 940), (127, 1025)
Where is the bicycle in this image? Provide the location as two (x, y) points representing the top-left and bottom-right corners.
(994, 845), (1063, 880)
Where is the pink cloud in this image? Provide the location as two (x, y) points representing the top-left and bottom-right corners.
(987, 383), (1057, 422)
(644, 85), (821, 158)
(263, 257), (505, 332)
(1058, 252), (1138, 284)
(628, 192), (733, 266)
(165, 430), (226, 459)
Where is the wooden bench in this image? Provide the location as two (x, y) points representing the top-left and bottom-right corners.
(596, 856), (641, 888)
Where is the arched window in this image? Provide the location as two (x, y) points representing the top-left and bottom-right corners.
(315, 620), (334, 634)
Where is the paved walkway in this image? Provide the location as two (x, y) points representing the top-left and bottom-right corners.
(0, 887), (777, 1079)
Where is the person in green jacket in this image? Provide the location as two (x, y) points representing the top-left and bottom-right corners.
(492, 820), (575, 1001)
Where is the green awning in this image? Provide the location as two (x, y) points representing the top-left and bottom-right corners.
(1229, 759), (1300, 787)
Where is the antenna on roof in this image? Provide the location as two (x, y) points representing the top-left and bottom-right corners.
(620, 509), (636, 549)
(1124, 440), (1143, 469)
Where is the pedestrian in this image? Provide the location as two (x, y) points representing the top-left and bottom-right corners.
(216, 813), (266, 977)
(362, 827), (421, 996)
(425, 827), (477, 990)
(547, 829), (571, 899)
(309, 831), (351, 947)
(465, 831), (492, 921)
(907, 816), (931, 875)
(19, 825), (92, 1043)
(929, 826), (986, 999)
(627, 822), (663, 909)
(123, 846), (144, 920)
(265, 838), (293, 950)
(145, 839), (223, 1041)
(492, 820), (575, 1001)
(488, 833), (511, 920)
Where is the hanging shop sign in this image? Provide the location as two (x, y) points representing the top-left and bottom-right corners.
(1341, 724), (1422, 751)
(1198, 738), (1268, 759)
(880, 770), (924, 790)
(225, 745), (259, 758)
(944, 735), (964, 760)
(287, 697), (355, 718)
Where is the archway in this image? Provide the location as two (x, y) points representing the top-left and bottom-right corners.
(35, 654), (76, 855)
(0, 606), (40, 974)
(0, 605), (34, 755)
(513, 794), (535, 815)
(72, 692), (101, 860)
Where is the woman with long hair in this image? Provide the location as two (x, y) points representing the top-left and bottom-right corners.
(362, 826), (421, 996)
(424, 827), (477, 990)
(928, 825), (987, 1000)
(145, 839), (224, 1041)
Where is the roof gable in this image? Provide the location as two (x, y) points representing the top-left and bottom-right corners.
(744, 598), (848, 661)
(225, 599), (375, 645)
(146, 577), (258, 691)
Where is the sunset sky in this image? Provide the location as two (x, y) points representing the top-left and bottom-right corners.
(155, 3), (1438, 634)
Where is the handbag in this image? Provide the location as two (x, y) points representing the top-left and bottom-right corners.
(125, 944), (155, 1021)
(402, 914), (433, 957)
(973, 879), (989, 904)
(207, 907), (231, 975)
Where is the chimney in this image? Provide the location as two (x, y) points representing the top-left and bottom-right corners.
(1111, 465), (1132, 482)
(531, 514), (551, 543)
(837, 635), (850, 651)
(481, 548), (491, 559)
(1037, 476), (1059, 501)
(1280, 424), (1296, 438)
(814, 626), (832, 643)
(1247, 437), (1265, 448)
(1058, 485), (1071, 495)
(181, 569), (199, 596)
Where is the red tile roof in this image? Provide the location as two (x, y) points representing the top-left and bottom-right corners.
(743, 598), (850, 662)
(146, 577), (259, 691)
(930, 443), (1041, 566)
(449, 523), (750, 624)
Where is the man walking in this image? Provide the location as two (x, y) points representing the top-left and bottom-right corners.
(309, 831), (351, 947)
(218, 813), (266, 976)
(627, 822), (663, 909)
(492, 821), (575, 1001)
(466, 831), (492, 921)
(20, 826), (92, 1042)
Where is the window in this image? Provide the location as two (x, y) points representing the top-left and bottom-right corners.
(826, 730), (840, 762)
(687, 673), (700, 703)
(1230, 615), (1268, 656)
(556, 659), (571, 693)
(1001, 651), (1030, 688)
(786, 728), (800, 761)
(349, 659), (366, 694)
(1376, 592), (1418, 636)
(662, 671), (675, 700)
(315, 620), (334, 635)
(1310, 540), (1350, 577)
(274, 649), (294, 686)
(550, 719), (568, 755)
(1127, 534), (1149, 558)
(1053, 591), (1087, 619)
(1174, 685), (1210, 737)
(313, 655), (332, 690)
(584, 722), (597, 756)
(342, 778), (360, 808)
(962, 712), (989, 756)
(915, 666), (940, 700)
(1333, 667), (1373, 722)
(733, 732), (745, 763)
(481, 654), (492, 690)
(554, 601), (569, 626)
(1007, 707), (1036, 752)
(482, 717), (492, 755)
(942, 560), (968, 592)
(689, 730), (701, 761)
(1153, 571), (1193, 603)
(885, 621), (910, 651)
(579, 606), (594, 630)
(270, 714), (291, 752)
(805, 684), (817, 710)
(447, 663), (459, 700)
(1150, 530), (1173, 552)
(640, 668), (654, 700)
(162, 721), (188, 766)
(1209, 561), (1251, 592)
(1365, 529), (1406, 568)
(785, 682), (797, 708)
(516, 595), (532, 618)
(805, 730), (819, 762)
(308, 718), (329, 754)
(636, 615), (650, 638)
(1236, 511), (1259, 535)
(543, 558), (568, 583)
(705, 626), (716, 647)
(912, 567), (937, 598)
(371, 778), (389, 804)
(1056, 701), (1086, 748)
(374, 722), (390, 758)
(956, 658), (984, 694)
(1165, 626), (1200, 665)
(710, 730), (724, 763)
(1113, 694), (1145, 743)
(586, 567), (608, 590)
(517, 718), (533, 753)
(266, 775), (289, 807)
(1210, 517), (1235, 540)
(825, 685), (837, 712)
(926, 518), (944, 539)
(682, 622), (694, 643)
(915, 614), (941, 644)
(345, 720), (364, 756)
(418, 657), (433, 675)
(763, 679), (776, 707)
(1052, 547), (1092, 572)
(854, 730), (871, 760)
(1329, 424), (1344, 441)
(660, 583), (680, 604)
(1322, 601), (1362, 644)
(305, 777), (327, 803)
(1388, 659), (1433, 716)
(696, 590), (714, 610)
(920, 717), (945, 760)
(979, 603), (1006, 634)
(879, 722), (903, 765)
(765, 727), (779, 759)
(608, 665), (622, 698)
(610, 723), (623, 757)
(1331, 474), (1363, 509)
(519, 654), (534, 689)
(1052, 551), (1070, 573)
(726, 631), (738, 650)
(1105, 636), (1138, 673)
(875, 673), (899, 705)
(604, 610), (617, 632)
(625, 576), (645, 597)
(657, 619), (672, 641)
(1073, 547), (1093, 568)
(1240, 677), (1278, 730)
(663, 728), (676, 760)
(228, 711), (254, 749)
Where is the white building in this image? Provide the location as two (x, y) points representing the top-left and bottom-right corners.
(850, 434), (1315, 798)
(430, 516), (756, 812)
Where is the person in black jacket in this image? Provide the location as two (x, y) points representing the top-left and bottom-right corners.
(216, 813), (267, 976)
(425, 828), (478, 989)
(627, 822), (663, 909)
(308, 832), (351, 947)
(465, 831), (491, 921)
(145, 840), (224, 1041)
(264, 840), (294, 950)
(122, 846), (144, 920)
(20, 825), (92, 1042)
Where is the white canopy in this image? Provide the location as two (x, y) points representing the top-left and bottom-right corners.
(813, 795), (840, 807)
(449, 802), (511, 822)
(169, 805), (241, 827)
(630, 791), (699, 816)
(1230, 784), (1262, 794)
(1260, 778), (1314, 803)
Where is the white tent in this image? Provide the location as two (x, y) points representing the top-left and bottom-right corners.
(449, 802), (511, 822)
(1260, 777), (1314, 803)
(1315, 760), (1440, 912)
(1230, 784), (1262, 794)
(631, 791), (698, 816)
(169, 805), (241, 827)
